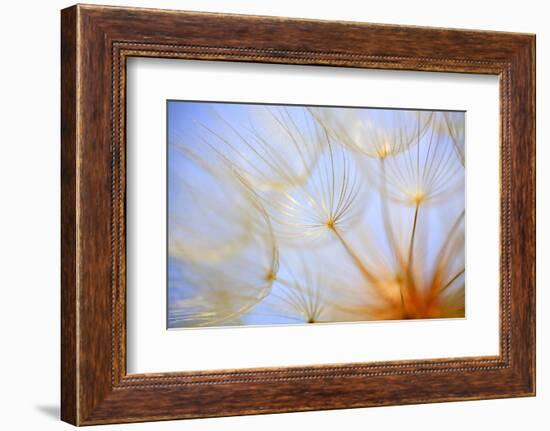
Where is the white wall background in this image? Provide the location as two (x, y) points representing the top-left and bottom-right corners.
(0, 0), (546, 429)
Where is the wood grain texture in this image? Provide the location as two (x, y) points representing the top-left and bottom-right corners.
(60, 4), (536, 425)
(60, 5), (78, 425)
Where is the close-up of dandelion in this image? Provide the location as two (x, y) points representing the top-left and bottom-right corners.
(167, 101), (465, 328)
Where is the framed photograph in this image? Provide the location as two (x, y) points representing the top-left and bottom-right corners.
(61, 4), (535, 425)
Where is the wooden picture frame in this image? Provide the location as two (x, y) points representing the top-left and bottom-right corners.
(61, 4), (535, 425)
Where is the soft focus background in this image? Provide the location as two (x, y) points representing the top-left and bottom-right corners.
(0, 0), (546, 429)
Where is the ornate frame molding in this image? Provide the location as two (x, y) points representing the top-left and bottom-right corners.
(61, 5), (535, 425)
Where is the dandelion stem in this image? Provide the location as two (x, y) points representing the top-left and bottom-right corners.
(379, 159), (401, 265)
(330, 226), (376, 283)
(408, 202), (421, 269)
(440, 268), (465, 293)
(402, 201), (422, 314)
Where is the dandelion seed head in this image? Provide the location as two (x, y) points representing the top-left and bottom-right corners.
(168, 101), (465, 327)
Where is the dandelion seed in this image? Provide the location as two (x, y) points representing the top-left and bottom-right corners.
(169, 146), (257, 262)
(366, 113), (464, 207)
(168, 146), (279, 327)
(441, 111), (465, 166)
(261, 139), (367, 245)
(309, 107), (433, 159)
(192, 105), (325, 191)
(247, 254), (334, 324)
